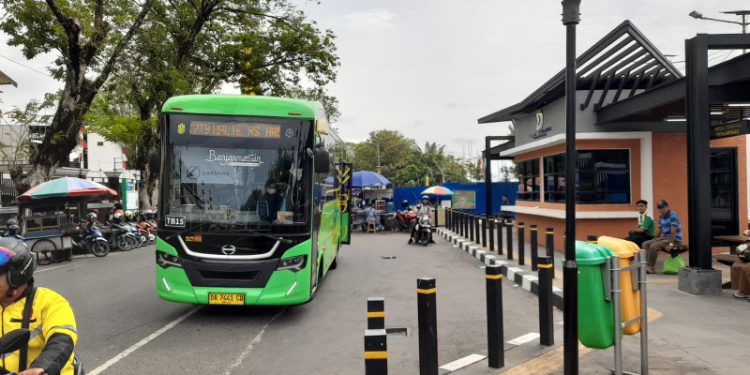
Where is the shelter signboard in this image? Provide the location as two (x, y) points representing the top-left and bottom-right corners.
(452, 190), (476, 209)
(711, 119), (750, 140)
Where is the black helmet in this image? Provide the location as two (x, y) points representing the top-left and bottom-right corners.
(6, 218), (19, 233)
(401, 199), (409, 208)
(0, 237), (35, 289)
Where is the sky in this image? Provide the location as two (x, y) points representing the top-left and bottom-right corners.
(1, 0), (749, 161)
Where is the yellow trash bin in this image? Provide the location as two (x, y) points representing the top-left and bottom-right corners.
(596, 235), (641, 335)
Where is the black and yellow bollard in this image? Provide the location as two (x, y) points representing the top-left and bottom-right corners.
(463, 212), (468, 238)
(469, 214), (475, 242)
(545, 228), (555, 278)
(530, 224), (539, 271)
(488, 218), (495, 252)
(485, 264), (505, 368)
(417, 278), (438, 375)
(367, 297), (385, 330)
(517, 222), (525, 266)
(474, 214), (480, 245)
(587, 234), (598, 243)
(505, 221), (514, 260)
(481, 216), (487, 248)
(537, 256), (554, 346)
(497, 219), (504, 255)
(364, 329), (388, 374)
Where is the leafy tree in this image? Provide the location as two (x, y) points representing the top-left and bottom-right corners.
(1, 0), (156, 187)
(86, 0), (340, 208)
(350, 131), (469, 187)
(1, 95), (57, 193)
(92, 0), (338, 207)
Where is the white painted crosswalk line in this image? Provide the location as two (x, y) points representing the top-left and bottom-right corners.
(507, 332), (540, 346)
(439, 353), (486, 372)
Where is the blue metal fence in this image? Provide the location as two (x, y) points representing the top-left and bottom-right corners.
(394, 182), (518, 216)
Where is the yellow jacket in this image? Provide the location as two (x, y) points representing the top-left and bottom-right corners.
(1, 287), (77, 375)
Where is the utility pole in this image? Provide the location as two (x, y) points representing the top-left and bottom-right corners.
(561, 1), (580, 374)
(375, 142), (381, 174)
(690, 9), (750, 53)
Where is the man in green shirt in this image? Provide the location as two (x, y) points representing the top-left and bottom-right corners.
(626, 199), (655, 247)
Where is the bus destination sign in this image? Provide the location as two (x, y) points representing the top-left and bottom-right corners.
(189, 121), (281, 139)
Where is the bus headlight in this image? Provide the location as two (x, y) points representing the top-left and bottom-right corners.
(276, 255), (306, 272)
(156, 252), (182, 269)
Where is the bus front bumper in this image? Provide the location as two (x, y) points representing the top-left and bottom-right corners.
(156, 264), (312, 306)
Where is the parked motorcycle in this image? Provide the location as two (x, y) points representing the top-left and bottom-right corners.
(73, 224), (110, 257)
(395, 207), (417, 232)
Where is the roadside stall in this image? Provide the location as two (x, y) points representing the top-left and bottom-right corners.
(334, 171), (393, 231)
(17, 177), (118, 264)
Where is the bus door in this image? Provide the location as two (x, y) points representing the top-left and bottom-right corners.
(336, 162), (353, 245)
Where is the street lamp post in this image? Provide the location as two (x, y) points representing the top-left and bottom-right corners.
(690, 10), (750, 52)
(561, 1), (580, 374)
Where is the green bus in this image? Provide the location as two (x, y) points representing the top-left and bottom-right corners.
(155, 95), (351, 305)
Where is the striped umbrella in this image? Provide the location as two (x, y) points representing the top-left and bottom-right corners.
(17, 177), (118, 203)
(420, 185), (455, 196)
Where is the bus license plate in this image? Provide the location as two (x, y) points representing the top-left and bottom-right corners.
(208, 293), (245, 305)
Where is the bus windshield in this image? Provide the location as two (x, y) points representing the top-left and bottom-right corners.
(163, 114), (313, 229)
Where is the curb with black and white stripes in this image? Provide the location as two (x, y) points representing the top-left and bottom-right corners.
(437, 228), (564, 310)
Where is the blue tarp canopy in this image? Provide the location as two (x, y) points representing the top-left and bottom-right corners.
(324, 170), (391, 188)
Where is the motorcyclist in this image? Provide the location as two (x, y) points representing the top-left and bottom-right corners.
(4, 218), (23, 240)
(0, 237), (79, 375)
(409, 196), (435, 244)
(400, 199), (409, 211)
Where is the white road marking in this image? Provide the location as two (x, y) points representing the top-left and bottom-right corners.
(88, 306), (201, 375)
(36, 264), (71, 273)
(224, 309), (285, 375)
(439, 353), (486, 372)
(507, 332), (540, 346)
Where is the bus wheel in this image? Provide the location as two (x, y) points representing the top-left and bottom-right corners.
(330, 256), (338, 270)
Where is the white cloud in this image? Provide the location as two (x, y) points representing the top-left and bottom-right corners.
(343, 9), (395, 31)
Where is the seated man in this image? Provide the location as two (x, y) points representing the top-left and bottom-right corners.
(625, 199), (655, 247)
(731, 230), (750, 299)
(642, 199), (682, 274)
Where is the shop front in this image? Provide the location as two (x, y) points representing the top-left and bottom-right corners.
(480, 21), (750, 252)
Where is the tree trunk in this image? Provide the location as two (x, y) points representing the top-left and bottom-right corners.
(11, 165), (52, 198)
(138, 167), (159, 210)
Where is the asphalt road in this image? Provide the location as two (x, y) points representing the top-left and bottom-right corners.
(34, 231), (553, 375)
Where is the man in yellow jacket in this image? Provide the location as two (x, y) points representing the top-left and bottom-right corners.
(0, 237), (78, 375)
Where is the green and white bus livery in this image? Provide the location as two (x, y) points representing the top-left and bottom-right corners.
(155, 95), (351, 306)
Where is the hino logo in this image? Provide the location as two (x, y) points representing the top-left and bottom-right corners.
(221, 245), (237, 255)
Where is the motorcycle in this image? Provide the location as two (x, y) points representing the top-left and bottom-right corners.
(411, 214), (433, 246)
(394, 208), (417, 232)
(73, 224), (110, 257)
(0, 329), (84, 375)
(103, 223), (139, 251)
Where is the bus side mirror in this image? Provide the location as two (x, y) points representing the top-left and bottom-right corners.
(314, 147), (330, 174)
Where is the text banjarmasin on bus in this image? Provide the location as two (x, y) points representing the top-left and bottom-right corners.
(155, 95), (352, 306)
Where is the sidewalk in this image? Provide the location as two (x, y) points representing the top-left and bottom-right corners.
(436, 226), (750, 375)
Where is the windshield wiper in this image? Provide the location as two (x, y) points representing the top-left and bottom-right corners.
(244, 228), (294, 244)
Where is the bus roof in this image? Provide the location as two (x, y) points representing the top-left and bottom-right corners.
(161, 95), (323, 119)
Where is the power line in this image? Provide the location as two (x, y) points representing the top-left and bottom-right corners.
(0, 54), (53, 77)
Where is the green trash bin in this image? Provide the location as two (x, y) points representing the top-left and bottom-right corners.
(572, 241), (615, 349)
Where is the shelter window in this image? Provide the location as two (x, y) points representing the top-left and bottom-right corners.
(516, 159), (539, 201)
(543, 149), (630, 204)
